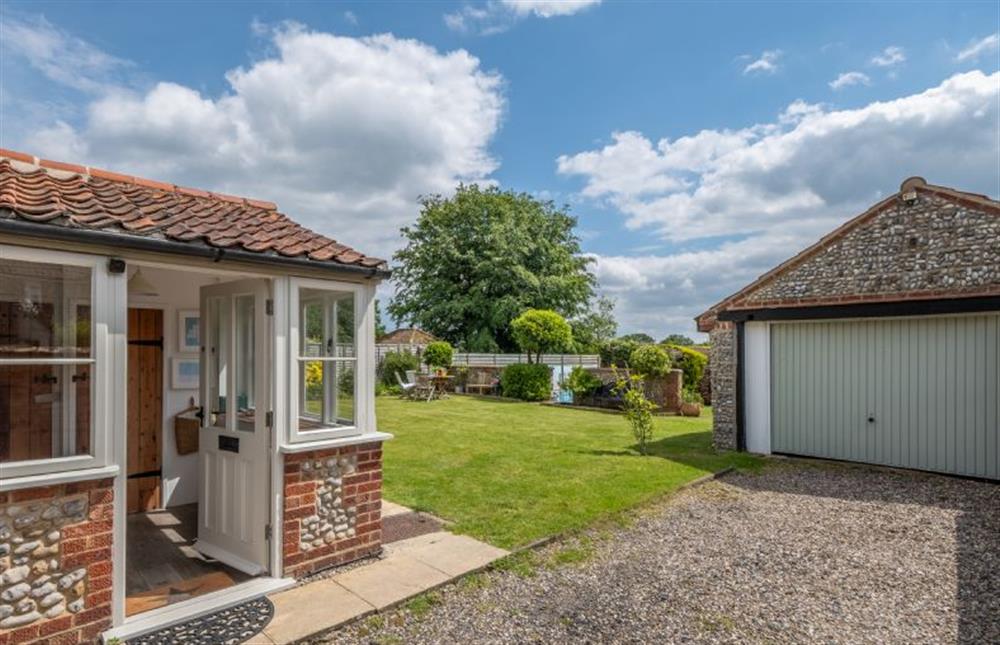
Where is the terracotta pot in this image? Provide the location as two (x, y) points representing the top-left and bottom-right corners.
(680, 402), (702, 417)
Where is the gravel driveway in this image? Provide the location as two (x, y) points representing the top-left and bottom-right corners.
(318, 461), (1000, 644)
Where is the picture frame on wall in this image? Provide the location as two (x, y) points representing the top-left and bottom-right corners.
(178, 309), (200, 352)
(171, 357), (200, 390)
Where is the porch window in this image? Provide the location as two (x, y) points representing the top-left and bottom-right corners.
(289, 278), (372, 442)
(0, 247), (113, 478)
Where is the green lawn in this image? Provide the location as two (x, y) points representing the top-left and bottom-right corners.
(377, 396), (761, 549)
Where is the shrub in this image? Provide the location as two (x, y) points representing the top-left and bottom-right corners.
(612, 368), (656, 455)
(666, 344), (707, 393)
(379, 350), (421, 387)
(500, 363), (553, 401)
(599, 338), (640, 368)
(510, 309), (573, 363)
(629, 345), (671, 378)
(423, 341), (454, 369)
(563, 366), (602, 398)
(683, 389), (704, 405)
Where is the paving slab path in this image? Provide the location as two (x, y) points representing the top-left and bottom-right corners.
(254, 504), (508, 644)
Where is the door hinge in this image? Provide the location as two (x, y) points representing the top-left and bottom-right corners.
(265, 299), (274, 316)
(265, 524), (273, 541)
(265, 410), (273, 428)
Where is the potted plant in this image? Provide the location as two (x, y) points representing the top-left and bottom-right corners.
(680, 389), (703, 417)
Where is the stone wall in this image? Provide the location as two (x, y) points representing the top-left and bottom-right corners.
(0, 478), (113, 645)
(738, 191), (1000, 307)
(709, 323), (737, 451)
(282, 442), (383, 578)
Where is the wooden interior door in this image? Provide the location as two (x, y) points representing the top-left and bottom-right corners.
(127, 308), (163, 513)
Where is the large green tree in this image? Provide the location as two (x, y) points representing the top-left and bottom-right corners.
(390, 185), (596, 351)
(570, 296), (617, 353)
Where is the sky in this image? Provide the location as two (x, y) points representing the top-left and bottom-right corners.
(1, 0), (998, 340)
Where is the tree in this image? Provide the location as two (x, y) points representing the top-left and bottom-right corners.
(510, 309), (573, 363)
(569, 296), (617, 353)
(374, 299), (387, 338)
(662, 333), (695, 346)
(389, 185), (596, 351)
(423, 341), (454, 369)
(619, 332), (655, 344)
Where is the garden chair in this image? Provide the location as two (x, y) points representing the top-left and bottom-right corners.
(413, 374), (435, 401)
(395, 371), (417, 398)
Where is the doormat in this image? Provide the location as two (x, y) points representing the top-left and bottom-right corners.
(128, 596), (274, 645)
(382, 511), (444, 544)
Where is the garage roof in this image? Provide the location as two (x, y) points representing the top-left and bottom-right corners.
(0, 149), (388, 275)
(696, 177), (1000, 332)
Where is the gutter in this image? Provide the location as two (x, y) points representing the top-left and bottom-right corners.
(0, 215), (391, 280)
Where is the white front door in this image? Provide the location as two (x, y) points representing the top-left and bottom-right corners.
(197, 279), (271, 574)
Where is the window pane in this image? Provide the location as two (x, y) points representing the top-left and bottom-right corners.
(207, 296), (228, 429)
(298, 360), (354, 431)
(234, 295), (255, 432)
(0, 258), (91, 359)
(299, 288), (355, 358)
(1, 363), (92, 462)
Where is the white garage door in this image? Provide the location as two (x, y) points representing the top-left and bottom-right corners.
(770, 314), (1000, 480)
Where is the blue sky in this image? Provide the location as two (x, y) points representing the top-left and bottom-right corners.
(2, 1), (998, 338)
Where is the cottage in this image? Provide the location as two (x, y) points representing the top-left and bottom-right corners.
(696, 177), (999, 480)
(0, 149), (391, 643)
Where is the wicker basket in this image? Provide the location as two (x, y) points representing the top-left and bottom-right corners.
(174, 411), (200, 455)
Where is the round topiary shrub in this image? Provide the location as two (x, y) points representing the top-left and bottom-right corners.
(629, 344), (671, 378)
(500, 363), (553, 401)
(423, 341), (454, 369)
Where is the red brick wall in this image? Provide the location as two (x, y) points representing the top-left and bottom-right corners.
(0, 478), (113, 645)
(282, 442), (383, 578)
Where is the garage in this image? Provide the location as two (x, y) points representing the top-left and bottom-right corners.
(765, 315), (999, 479)
(696, 177), (1000, 480)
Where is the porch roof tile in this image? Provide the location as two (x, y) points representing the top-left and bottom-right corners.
(0, 150), (387, 272)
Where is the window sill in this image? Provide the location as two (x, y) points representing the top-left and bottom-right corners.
(278, 431), (393, 454)
(0, 464), (121, 492)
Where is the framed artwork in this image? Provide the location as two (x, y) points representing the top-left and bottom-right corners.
(171, 357), (200, 390)
(178, 309), (200, 352)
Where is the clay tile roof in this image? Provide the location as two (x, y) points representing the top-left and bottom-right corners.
(0, 149), (387, 273)
(377, 328), (439, 345)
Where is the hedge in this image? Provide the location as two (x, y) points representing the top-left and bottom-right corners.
(500, 363), (553, 401)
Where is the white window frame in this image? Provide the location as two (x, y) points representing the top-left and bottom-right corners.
(286, 276), (375, 444)
(0, 244), (117, 479)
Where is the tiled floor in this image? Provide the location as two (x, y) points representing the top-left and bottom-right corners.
(126, 504), (251, 615)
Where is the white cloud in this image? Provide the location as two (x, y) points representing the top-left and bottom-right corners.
(15, 21), (505, 260)
(0, 14), (132, 94)
(829, 71), (871, 90)
(870, 45), (905, 67)
(742, 49), (782, 75)
(560, 71), (999, 336)
(955, 33), (999, 62)
(500, 0), (601, 17)
(444, 0), (599, 35)
(343, 11), (358, 26)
